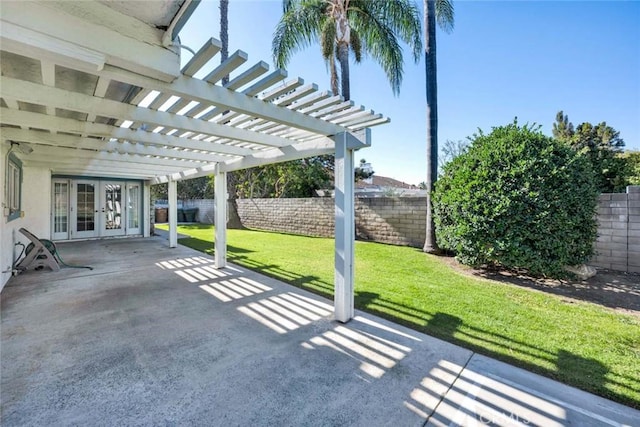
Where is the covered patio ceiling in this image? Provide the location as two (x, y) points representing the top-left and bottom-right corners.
(0, 0), (388, 182)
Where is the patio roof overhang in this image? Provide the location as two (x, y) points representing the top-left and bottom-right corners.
(0, 0), (388, 182)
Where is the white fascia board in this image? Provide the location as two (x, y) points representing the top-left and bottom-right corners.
(0, 108), (253, 157)
(0, 21), (106, 73)
(1, 77), (296, 148)
(1, 1), (179, 82)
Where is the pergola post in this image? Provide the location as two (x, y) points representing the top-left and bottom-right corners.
(214, 170), (227, 268)
(334, 132), (356, 323)
(143, 180), (151, 237)
(168, 178), (178, 248)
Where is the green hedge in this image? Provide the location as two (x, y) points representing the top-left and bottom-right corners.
(433, 121), (599, 278)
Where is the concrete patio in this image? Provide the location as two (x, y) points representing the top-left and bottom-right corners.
(2, 237), (638, 426)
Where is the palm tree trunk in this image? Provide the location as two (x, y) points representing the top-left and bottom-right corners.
(423, 0), (439, 254)
(337, 43), (350, 101)
(219, 0), (244, 229)
(220, 0), (229, 85)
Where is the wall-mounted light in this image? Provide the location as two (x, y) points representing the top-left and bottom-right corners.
(10, 142), (34, 155)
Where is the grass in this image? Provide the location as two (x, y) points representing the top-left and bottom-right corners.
(157, 223), (640, 408)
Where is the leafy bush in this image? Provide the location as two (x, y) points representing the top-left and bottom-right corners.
(433, 121), (599, 278)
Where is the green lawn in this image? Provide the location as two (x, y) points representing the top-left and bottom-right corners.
(157, 223), (640, 408)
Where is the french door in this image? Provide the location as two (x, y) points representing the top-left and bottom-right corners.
(52, 179), (142, 240)
(101, 181), (124, 237)
(72, 180), (99, 239)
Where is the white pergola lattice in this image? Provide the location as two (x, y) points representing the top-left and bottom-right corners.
(0, 0), (389, 322)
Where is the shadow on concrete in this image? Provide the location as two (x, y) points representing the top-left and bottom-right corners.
(172, 234), (639, 409)
(354, 292), (640, 410)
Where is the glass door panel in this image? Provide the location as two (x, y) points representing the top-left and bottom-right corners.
(101, 182), (124, 236)
(126, 182), (141, 235)
(72, 181), (99, 238)
(52, 180), (69, 240)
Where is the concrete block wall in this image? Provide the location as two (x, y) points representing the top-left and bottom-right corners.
(237, 198), (335, 237)
(591, 186), (640, 273)
(236, 197), (427, 248)
(183, 199), (216, 224)
(354, 198), (426, 247)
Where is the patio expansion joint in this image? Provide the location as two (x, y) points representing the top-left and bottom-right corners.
(422, 349), (476, 426)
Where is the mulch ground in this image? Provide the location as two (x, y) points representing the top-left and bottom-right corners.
(441, 257), (640, 317)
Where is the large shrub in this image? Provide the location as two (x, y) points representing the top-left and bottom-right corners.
(433, 121), (599, 278)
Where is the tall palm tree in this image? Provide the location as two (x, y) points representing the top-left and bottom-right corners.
(219, 0), (244, 229)
(273, 0), (422, 101)
(423, 0), (454, 254)
(220, 0), (229, 85)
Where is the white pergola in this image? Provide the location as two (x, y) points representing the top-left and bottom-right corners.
(0, 0), (388, 322)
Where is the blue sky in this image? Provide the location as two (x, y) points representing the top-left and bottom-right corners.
(179, 0), (640, 185)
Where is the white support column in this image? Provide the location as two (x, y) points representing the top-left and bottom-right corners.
(334, 132), (356, 323)
(143, 180), (151, 237)
(168, 178), (178, 248)
(214, 171), (227, 268)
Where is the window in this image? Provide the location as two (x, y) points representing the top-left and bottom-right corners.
(6, 153), (22, 222)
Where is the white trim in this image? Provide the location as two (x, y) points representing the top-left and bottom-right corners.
(168, 179), (177, 248)
(1, 1), (178, 81)
(334, 132), (356, 323)
(214, 171), (227, 269)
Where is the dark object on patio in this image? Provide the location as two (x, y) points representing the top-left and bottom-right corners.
(177, 208), (186, 222)
(155, 207), (168, 223)
(14, 228), (93, 272)
(184, 208), (199, 222)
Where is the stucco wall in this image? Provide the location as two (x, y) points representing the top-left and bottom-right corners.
(1, 161), (51, 291)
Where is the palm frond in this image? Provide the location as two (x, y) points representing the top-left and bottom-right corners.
(320, 19), (336, 60)
(351, 0), (422, 61)
(351, 10), (404, 95)
(272, 0), (327, 68)
(435, 0), (455, 33)
(350, 30), (362, 63)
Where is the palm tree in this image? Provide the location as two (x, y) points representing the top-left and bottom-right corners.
(273, 0), (422, 101)
(219, 0), (244, 229)
(220, 0), (229, 85)
(423, 0), (454, 254)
